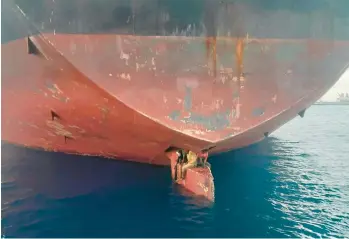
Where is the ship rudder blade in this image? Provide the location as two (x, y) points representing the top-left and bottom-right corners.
(165, 147), (215, 202)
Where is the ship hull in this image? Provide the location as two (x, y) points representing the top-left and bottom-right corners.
(2, 0), (349, 165)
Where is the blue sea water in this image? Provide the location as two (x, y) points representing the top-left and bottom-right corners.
(2, 105), (349, 238)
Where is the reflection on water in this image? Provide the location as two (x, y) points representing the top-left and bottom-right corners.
(2, 106), (349, 237)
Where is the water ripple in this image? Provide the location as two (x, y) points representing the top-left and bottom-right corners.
(2, 106), (349, 237)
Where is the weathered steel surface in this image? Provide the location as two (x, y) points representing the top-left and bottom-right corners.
(2, 0), (349, 164)
(168, 151), (215, 201)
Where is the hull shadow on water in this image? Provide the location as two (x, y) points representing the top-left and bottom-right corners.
(2, 135), (348, 238)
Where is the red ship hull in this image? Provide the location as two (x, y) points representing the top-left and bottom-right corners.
(2, 0), (349, 165)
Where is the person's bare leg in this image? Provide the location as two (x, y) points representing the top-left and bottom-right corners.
(176, 164), (182, 182)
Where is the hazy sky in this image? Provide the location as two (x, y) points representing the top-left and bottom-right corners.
(321, 68), (349, 101)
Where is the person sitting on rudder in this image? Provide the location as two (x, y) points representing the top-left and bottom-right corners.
(181, 150), (198, 179)
(174, 149), (187, 181)
(197, 149), (209, 167)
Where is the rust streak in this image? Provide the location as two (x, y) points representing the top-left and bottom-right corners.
(212, 37), (217, 78)
(235, 37), (245, 81)
(206, 36), (217, 77)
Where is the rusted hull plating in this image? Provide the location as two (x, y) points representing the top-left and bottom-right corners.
(2, 0), (349, 165)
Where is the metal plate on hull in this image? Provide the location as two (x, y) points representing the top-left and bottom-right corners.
(2, 0), (349, 164)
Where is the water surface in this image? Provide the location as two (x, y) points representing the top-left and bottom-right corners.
(2, 105), (349, 237)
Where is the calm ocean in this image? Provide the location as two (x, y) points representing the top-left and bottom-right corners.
(2, 105), (349, 238)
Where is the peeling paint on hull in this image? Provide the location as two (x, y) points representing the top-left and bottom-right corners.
(2, 0), (349, 165)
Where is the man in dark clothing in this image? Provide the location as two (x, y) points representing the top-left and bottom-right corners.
(197, 149), (209, 167)
(174, 149), (188, 180)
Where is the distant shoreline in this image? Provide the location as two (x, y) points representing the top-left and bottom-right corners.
(314, 102), (349, 106)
